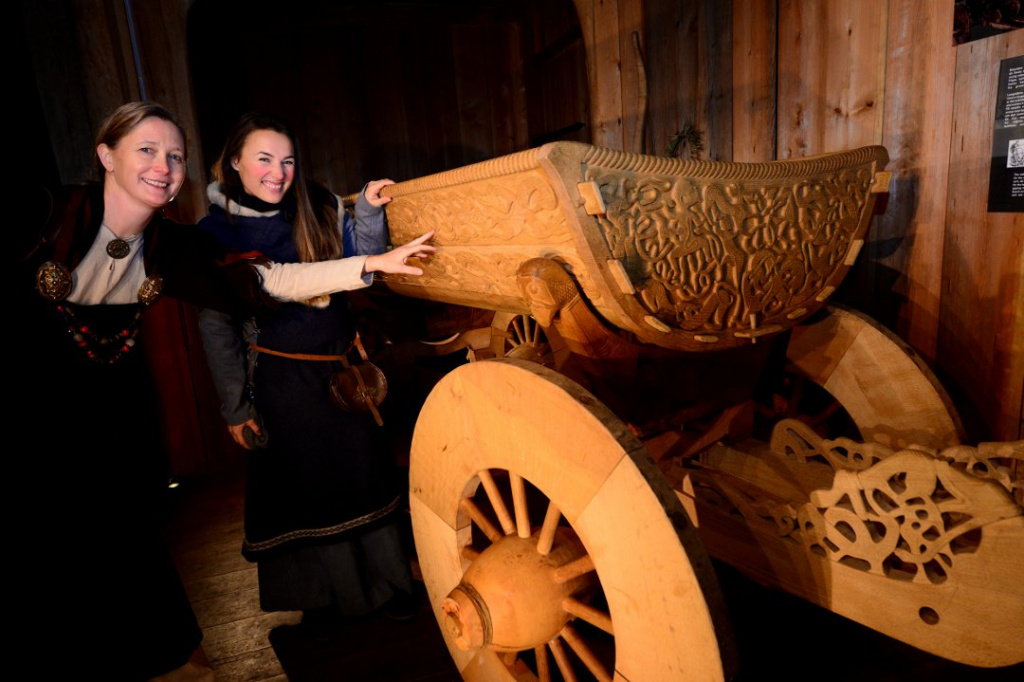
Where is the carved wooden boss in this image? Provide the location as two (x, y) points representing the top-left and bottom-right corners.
(368, 142), (1022, 681)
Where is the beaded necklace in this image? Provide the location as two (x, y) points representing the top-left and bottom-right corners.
(34, 187), (167, 364)
(37, 257), (164, 364)
(55, 302), (145, 364)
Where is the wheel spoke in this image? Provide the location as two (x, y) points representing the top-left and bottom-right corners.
(553, 554), (596, 584)
(537, 501), (562, 555)
(510, 472), (530, 538)
(562, 623), (613, 682)
(460, 496), (503, 543)
(562, 596), (614, 635)
(478, 469), (515, 535)
(549, 636), (579, 682)
(535, 644), (552, 682)
(513, 316), (527, 345)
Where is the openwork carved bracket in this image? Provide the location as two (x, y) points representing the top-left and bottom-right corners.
(685, 420), (1024, 666)
(722, 420), (1024, 586)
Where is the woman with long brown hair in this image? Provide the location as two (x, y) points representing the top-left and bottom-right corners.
(197, 112), (427, 639)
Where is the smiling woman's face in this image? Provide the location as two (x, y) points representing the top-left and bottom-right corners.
(231, 129), (296, 204)
(98, 116), (186, 211)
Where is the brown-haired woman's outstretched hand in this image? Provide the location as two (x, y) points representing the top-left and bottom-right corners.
(363, 230), (436, 276)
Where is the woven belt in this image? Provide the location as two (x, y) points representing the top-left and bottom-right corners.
(249, 343), (348, 362)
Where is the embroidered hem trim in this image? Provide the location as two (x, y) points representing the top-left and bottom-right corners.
(242, 495), (403, 554)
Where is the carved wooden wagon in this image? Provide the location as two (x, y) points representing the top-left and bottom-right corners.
(351, 141), (1023, 681)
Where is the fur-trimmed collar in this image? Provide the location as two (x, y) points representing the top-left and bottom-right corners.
(206, 182), (283, 218)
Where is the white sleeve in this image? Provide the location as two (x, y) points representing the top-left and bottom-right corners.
(254, 257), (374, 301)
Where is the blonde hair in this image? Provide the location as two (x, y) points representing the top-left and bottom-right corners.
(94, 101), (187, 180)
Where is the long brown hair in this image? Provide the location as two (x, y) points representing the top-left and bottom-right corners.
(210, 112), (342, 262)
(94, 101), (187, 180)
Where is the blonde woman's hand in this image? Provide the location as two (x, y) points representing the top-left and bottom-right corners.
(364, 179), (395, 207)
(363, 231), (436, 276)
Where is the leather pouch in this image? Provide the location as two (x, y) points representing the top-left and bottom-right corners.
(328, 334), (387, 426)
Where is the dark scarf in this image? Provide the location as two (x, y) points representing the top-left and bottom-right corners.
(232, 188), (297, 218)
(201, 187), (299, 264)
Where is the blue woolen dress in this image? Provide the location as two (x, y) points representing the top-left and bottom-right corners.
(197, 184), (413, 615)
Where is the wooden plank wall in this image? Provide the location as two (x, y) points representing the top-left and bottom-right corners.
(943, 30), (1024, 443)
(877, 1), (956, 363)
(773, 1), (891, 352)
(184, 1), (587, 190)
(640, 0), (1022, 443)
(22, 0), (133, 185)
(523, 1), (590, 146)
(523, 0), (589, 146)
(776, 0), (887, 155)
(732, 0), (777, 163)
(574, 0), (624, 150)
(638, 0), (701, 157)
(636, 0), (763, 162)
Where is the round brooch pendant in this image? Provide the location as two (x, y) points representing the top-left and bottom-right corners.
(106, 238), (131, 259)
(138, 275), (164, 306)
(36, 261), (73, 301)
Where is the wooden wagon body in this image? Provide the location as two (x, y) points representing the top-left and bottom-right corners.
(379, 142), (889, 352)
(348, 141), (1022, 681)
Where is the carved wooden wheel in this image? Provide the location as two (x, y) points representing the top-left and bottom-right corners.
(410, 359), (735, 682)
(780, 304), (965, 450)
(489, 312), (555, 365)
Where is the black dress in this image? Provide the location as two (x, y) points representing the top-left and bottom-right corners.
(15, 184), (244, 680)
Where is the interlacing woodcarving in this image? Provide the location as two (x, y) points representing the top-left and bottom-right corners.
(383, 168), (608, 306)
(378, 142), (887, 350)
(385, 170), (571, 245)
(938, 441), (1024, 497)
(589, 167), (875, 333)
(697, 420), (1023, 586)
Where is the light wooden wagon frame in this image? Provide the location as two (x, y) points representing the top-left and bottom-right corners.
(348, 141), (1023, 681)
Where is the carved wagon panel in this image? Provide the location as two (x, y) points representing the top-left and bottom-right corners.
(380, 142), (889, 352)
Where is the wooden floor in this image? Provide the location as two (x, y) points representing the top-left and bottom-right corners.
(163, 461), (1024, 682)
(162, 461), (459, 682)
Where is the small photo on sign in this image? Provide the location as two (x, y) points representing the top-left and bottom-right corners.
(1009, 139), (1024, 168)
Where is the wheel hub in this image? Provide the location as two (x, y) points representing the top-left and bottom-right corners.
(441, 529), (592, 652)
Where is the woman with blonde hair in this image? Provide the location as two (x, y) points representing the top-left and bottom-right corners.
(19, 100), (220, 682)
